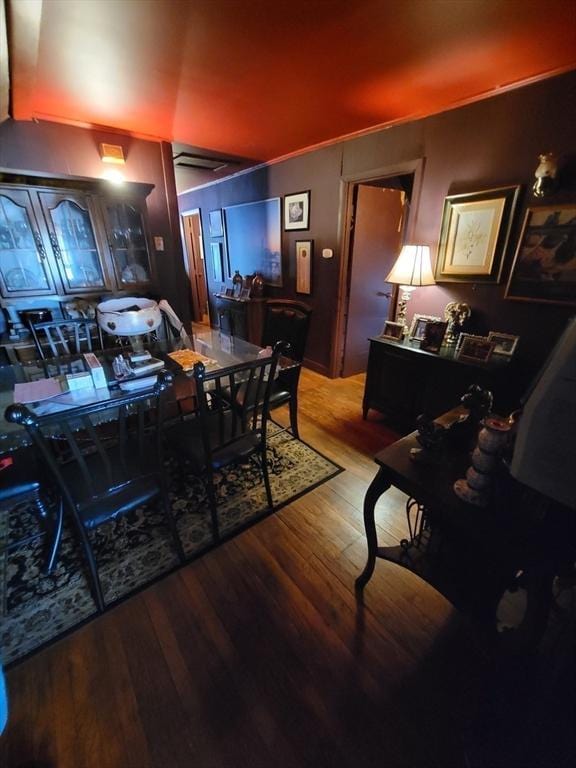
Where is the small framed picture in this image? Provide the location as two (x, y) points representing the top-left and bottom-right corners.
(284, 191), (310, 231)
(295, 240), (312, 294)
(225, 287), (234, 297)
(420, 321), (448, 353)
(239, 287), (251, 300)
(210, 242), (223, 282)
(488, 331), (519, 356)
(209, 209), (223, 237)
(380, 320), (405, 341)
(456, 334), (495, 363)
(409, 314), (441, 341)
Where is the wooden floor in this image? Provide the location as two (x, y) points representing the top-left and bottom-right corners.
(2, 370), (574, 767)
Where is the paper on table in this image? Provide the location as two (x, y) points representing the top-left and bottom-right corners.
(14, 378), (66, 404)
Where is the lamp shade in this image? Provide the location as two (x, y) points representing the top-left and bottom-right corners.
(385, 244), (435, 287)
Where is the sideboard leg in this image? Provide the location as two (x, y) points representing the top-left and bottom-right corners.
(356, 468), (391, 591)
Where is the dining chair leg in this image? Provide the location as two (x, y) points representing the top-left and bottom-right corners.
(44, 496), (64, 574)
(205, 476), (220, 542)
(161, 488), (185, 561)
(261, 451), (274, 510)
(288, 390), (300, 440)
(73, 516), (105, 611)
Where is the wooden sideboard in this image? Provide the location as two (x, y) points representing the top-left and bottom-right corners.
(213, 293), (266, 345)
(363, 336), (532, 433)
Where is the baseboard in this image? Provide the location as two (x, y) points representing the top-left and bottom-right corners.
(302, 357), (331, 377)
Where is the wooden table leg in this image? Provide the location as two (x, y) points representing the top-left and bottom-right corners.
(355, 467), (391, 590)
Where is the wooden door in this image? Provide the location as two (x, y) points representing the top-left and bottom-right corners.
(182, 212), (208, 323)
(341, 185), (405, 377)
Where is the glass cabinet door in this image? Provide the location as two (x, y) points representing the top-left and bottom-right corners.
(105, 201), (153, 287)
(0, 190), (56, 297)
(39, 192), (109, 293)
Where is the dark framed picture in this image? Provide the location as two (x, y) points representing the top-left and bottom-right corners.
(409, 313), (441, 341)
(488, 331), (519, 356)
(239, 287), (251, 300)
(455, 333), (495, 363)
(210, 242), (223, 282)
(420, 320), (447, 353)
(225, 287), (234, 297)
(380, 320), (404, 341)
(209, 209), (223, 237)
(295, 240), (312, 294)
(504, 204), (576, 305)
(435, 185), (520, 283)
(284, 191), (310, 231)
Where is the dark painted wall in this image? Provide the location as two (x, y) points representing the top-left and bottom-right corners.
(0, 118), (188, 322)
(179, 70), (576, 374)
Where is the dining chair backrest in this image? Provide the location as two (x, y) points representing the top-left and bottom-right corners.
(191, 342), (287, 469)
(29, 318), (103, 360)
(5, 371), (179, 611)
(5, 372), (173, 515)
(262, 300), (312, 362)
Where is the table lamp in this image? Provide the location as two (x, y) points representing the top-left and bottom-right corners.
(385, 244), (435, 332)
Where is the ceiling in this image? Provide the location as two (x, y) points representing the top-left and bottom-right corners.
(6, 0), (576, 190)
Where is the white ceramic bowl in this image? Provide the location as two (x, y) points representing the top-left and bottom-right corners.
(97, 297), (162, 336)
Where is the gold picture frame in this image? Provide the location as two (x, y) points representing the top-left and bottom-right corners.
(435, 186), (520, 283)
(504, 204), (576, 305)
(409, 314), (441, 341)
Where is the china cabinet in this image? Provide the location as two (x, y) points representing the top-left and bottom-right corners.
(0, 172), (156, 342)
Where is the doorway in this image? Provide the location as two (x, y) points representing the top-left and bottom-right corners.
(340, 176), (412, 376)
(181, 210), (209, 325)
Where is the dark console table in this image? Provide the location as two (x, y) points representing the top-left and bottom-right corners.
(363, 336), (531, 433)
(213, 293), (266, 345)
(356, 410), (575, 644)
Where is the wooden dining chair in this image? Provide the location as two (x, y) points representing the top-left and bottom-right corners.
(29, 317), (103, 360)
(5, 371), (183, 611)
(164, 342), (287, 541)
(260, 300), (312, 439)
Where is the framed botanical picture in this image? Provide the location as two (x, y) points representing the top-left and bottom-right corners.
(209, 209), (223, 237)
(420, 321), (447, 353)
(455, 334), (495, 363)
(409, 314), (441, 341)
(488, 331), (519, 356)
(380, 320), (404, 341)
(504, 204), (576, 305)
(284, 191), (310, 231)
(295, 240), (312, 294)
(210, 242), (223, 282)
(435, 185), (520, 283)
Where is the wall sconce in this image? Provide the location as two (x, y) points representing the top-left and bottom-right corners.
(99, 143), (125, 164)
(385, 244), (435, 331)
(532, 152), (558, 198)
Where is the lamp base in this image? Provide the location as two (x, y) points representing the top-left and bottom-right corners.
(395, 286), (416, 333)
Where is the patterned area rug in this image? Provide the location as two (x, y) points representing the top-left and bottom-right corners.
(1, 429), (342, 666)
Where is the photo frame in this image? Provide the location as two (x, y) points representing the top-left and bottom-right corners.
(504, 204), (576, 305)
(488, 331), (519, 356)
(435, 185), (520, 283)
(239, 287), (251, 300)
(455, 333), (495, 363)
(225, 287), (234, 297)
(420, 321), (448, 353)
(409, 313), (441, 341)
(284, 191), (310, 231)
(210, 242), (223, 282)
(295, 240), (312, 294)
(209, 209), (223, 237)
(380, 320), (404, 341)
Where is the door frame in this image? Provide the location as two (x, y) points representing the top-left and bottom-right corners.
(330, 158), (425, 378)
(180, 207), (209, 323)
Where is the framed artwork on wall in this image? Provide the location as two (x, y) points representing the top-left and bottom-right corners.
(295, 240), (312, 294)
(504, 204), (576, 305)
(209, 209), (223, 237)
(435, 185), (520, 283)
(210, 242), (223, 282)
(284, 191), (310, 231)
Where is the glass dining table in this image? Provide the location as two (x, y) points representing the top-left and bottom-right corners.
(0, 324), (285, 454)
